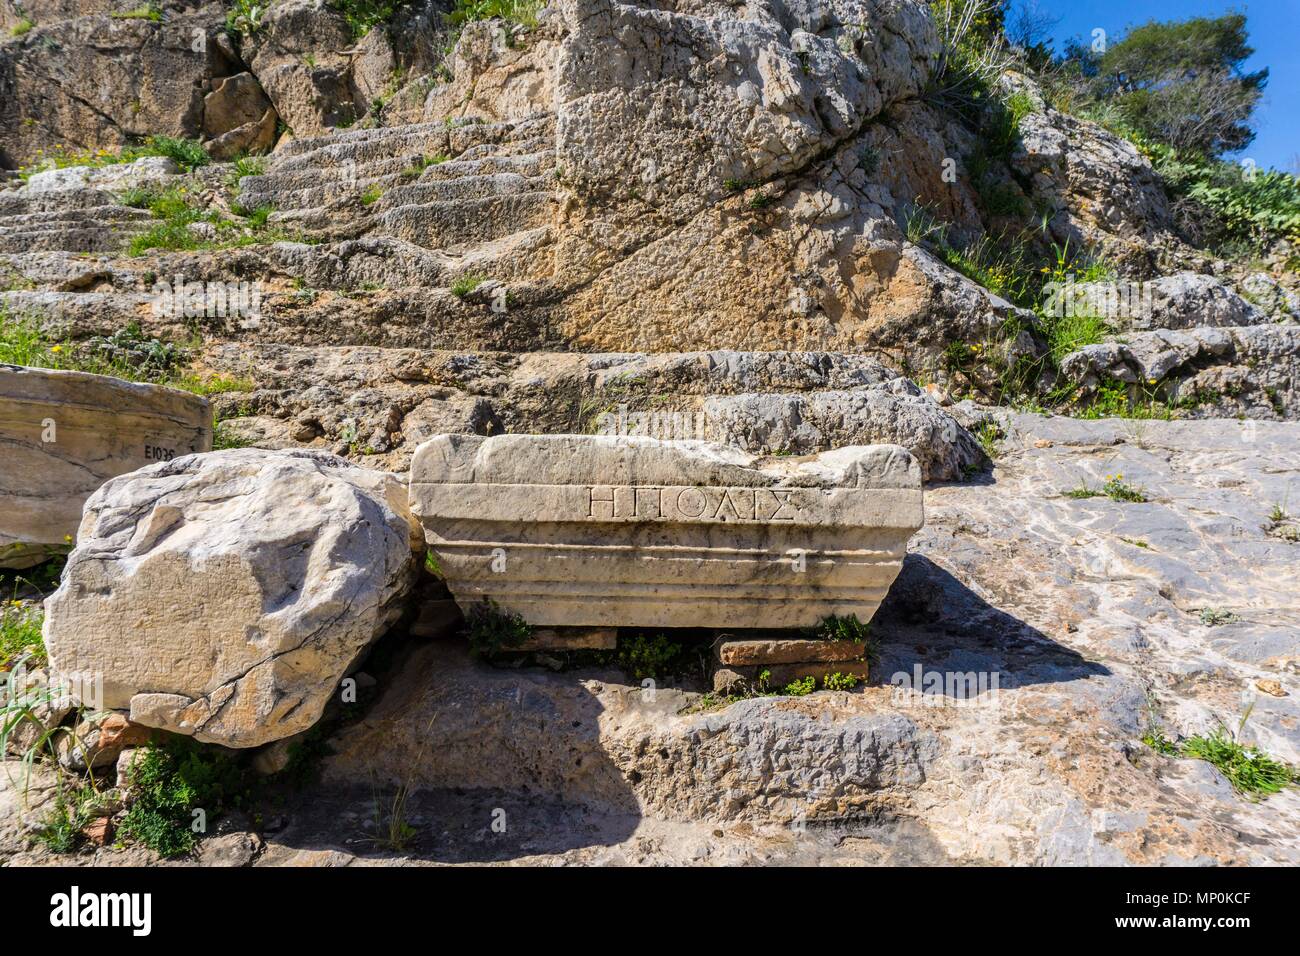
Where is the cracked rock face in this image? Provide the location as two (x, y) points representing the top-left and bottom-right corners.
(43, 449), (420, 748)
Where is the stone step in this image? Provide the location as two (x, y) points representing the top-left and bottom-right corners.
(0, 187), (119, 216)
(270, 113), (555, 173)
(421, 151), (556, 181)
(374, 191), (557, 249)
(0, 204), (152, 228)
(0, 228), (555, 305)
(244, 158), (558, 234)
(239, 154), (431, 200)
(0, 223), (148, 254)
(374, 171), (555, 211)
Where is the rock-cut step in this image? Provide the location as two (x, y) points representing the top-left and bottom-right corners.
(0, 205), (154, 253)
(238, 113), (559, 249)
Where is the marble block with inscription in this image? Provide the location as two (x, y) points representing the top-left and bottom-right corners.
(409, 434), (924, 629)
(0, 364), (213, 569)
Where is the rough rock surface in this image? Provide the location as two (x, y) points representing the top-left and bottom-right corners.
(43, 449), (420, 748)
(2, 0), (1293, 419)
(130, 344), (982, 481)
(1061, 324), (1299, 419)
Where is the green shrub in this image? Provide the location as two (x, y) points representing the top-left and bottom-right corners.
(616, 633), (690, 683)
(1148, 144), (1300, 254)
(1101, 474), (1148, 503)
(0, 603), (44, 668)
(224, 0), (266, 36)
(823, 672), (861, 691)
(139, 135), (209, 171)
(118, 741), (248, 858)
(10, 17), (33, 36)
(464, 600), (531, 656)
(1142, 727), (1180, 757)
(807, 614), (870, 643)
(450, 273), (485, 298)
(1181, 729), (1295, 796)
(449, 0), (542, 29)
(111, 4), (163, 22)
(806, 614), (878, 665)
(329, 0), (411, 39)
(782, 676), (816, 696)
(212, 418), (255, 450)
(35, 785), (112, 853)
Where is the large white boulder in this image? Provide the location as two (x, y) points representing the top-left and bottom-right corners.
(43, 449), (420, 748)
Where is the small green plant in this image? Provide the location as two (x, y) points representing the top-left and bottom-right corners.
(241, 203), (274, 229)
(972, 418), (1002, 460)
(464, 600), (531, 656)
(1181, 728), (1295, 797)
(747, 192), (776, 210)
(369, 780), (417, 850)
(10, 17), (33, 36)
(1101, 473), (1147, 503)
(823, 672), (861, 691)
(1141, 705), (1297, 798)
(807, 614), (869, 643)
(615, 633), (690, 683)
(1045, 310), (1110, 363)
(1263, 503), (1299, 542)
(212, 418), (255, 451)
(806, 614), (878, 665)
(118, 741), (248, 858)
(359, 184), (383, 206)
(0, 602), (45, 667)
(228, 152), (266, 181)
(423, 550), (443, 578)
(138, 135), (209, 171)
(111, 3), (163, 21)
(224, 0), (266, 36)
(450, 273), (485, 298)
(34, 782), (112, 853)
(449, 0), (543, 30)
(1199, 607), (1239, 627)
(401, 153), (448, 178)
(859, 145), (881, 177)
(782, 675), (817, 696)
(1064, 483), (1102, 499)
(1142, 726), (1180, 757)
(330, 0), (414, 39)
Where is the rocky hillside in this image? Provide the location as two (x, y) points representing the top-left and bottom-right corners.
(1, 0), (1297, 866)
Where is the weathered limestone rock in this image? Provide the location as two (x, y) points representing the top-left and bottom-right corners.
(410, 434), (924, 630)
(0, 365), (212, 569)
(43, 449), (420, 748)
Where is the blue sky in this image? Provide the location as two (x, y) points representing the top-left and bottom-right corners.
(1034, 0), (1298, 171)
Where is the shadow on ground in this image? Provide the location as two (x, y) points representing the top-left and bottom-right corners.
(249, 554), (1107, 863)
(870, 553), (1109, 697)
